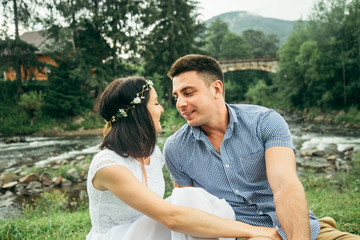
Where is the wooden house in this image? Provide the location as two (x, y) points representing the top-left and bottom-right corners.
(3, 30), (57, 81)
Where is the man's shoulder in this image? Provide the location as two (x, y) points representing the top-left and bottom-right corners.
(229, 103), (270, 115)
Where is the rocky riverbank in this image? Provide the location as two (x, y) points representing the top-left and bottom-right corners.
(0, 154), (93, 220)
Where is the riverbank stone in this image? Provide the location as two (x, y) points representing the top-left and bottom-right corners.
(67, 168), (80, 181)
(2, 181), (18, 190)
(343, 146), (355, 152)
(19, 173), (40, 184)
(15, 183), (27, 195)
(53, 176), (62, 186)
(61, 178), (72, 187)
(1, 172), (20, 186)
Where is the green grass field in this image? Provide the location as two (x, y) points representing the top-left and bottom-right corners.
(1, 153), (359, 239)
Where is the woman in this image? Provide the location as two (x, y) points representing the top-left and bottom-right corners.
(86, 76), (281, 240)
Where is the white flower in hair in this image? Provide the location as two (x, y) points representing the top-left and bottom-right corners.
(131, 96), (142, 104)
(118, 109), (128, 118)
(146, 80), (153, 86)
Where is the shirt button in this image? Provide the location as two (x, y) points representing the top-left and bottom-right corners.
(234, 190), (239, 194)
(248, 199), (252, 204)
(225, 164), (230, 168)
(258, 211), (263, 215)
(275, 226), (279, 230)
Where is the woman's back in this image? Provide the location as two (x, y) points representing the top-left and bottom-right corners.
(87, 147), (165, 237)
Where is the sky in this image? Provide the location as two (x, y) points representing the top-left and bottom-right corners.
(196, 0), (316, 21)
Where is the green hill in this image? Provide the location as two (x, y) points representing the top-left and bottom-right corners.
(205, 11), (300, 44)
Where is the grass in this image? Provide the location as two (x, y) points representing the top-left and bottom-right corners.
(300, 151), (360, 235)
(1, 153), (359, 239)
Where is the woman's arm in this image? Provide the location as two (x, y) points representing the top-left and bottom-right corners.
(93, 165), (281, 239)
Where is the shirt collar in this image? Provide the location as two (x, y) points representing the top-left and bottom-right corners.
(190, 103), (238, 140)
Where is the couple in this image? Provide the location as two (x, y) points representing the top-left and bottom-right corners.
(86, 55), (359, 240)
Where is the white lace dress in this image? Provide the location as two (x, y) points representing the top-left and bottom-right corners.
(86, 146), (235, 240)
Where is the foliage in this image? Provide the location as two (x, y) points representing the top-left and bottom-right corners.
(0, 191), (90, 239)
(300, 151), (360, 235)
(276, 0), (360, 110)
(220, 32), (252, 59)
(142, 0), (205, 104)
(43, 60), (86, 118)
(242, 29), (279, 58)
(244, 80), (276, 106)
(18, 90), (45, 124)
(205, 19), (253, 60)
(224, 70), (275, 103)
(205, 11), (296, 44)
(205, 18), (229, 59)
(0, 38), (42, 94)
(160, 107), (186, 137)
(334, 106), (360, 124)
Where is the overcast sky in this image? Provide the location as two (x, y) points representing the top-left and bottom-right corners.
(196, 0), (316, 21)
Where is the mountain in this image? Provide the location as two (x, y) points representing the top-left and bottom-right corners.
(205, 11), (300, 44)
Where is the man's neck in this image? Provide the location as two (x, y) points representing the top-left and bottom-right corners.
(200, 103), (229, 139)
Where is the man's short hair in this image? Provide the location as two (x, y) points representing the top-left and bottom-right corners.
(167, 54), (224, 86)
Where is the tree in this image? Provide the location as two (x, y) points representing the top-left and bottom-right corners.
(142, 0), (204, 103)
(242, 29), (279, 58)
(276, 0), (360, 109)
(0, 0), (41, 94)
(220, 32), (251, 59)
(205, 18), (229, 59)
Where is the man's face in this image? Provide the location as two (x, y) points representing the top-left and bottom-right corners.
(172, 71), (216, 127)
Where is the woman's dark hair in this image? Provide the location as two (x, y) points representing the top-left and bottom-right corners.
(98, 76), (156, 159)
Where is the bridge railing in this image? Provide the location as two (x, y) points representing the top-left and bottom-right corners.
(219, 58), (279, 64)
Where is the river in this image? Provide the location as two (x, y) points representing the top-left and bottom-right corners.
(0, 119), (359, 175)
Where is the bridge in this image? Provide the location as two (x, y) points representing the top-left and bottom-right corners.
(219, 58), (279, 73)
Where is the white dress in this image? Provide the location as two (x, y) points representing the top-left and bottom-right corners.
(86, 146), (235, 240)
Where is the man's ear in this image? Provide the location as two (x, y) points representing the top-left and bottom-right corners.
(212, 80), (224, 99)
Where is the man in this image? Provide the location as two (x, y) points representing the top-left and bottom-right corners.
(164, 54), (359, 240)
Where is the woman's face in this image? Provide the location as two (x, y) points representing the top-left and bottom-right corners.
(147, 88), (164, 132)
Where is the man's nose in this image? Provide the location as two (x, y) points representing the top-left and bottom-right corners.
(176, 95), (187, 109)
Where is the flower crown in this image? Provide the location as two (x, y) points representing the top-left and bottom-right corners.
(110, 80), (153, 122)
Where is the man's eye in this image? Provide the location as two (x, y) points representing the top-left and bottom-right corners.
(185, 92), (193, 96)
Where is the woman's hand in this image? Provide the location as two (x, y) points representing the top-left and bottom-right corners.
(248, 226), (282, 240)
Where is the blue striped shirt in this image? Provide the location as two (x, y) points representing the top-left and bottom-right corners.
(164, 104), (320, 240)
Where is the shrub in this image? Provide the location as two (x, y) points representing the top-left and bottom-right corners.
(18, 90), (45, 125)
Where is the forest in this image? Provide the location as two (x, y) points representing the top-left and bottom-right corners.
(0, 0), (359, 136)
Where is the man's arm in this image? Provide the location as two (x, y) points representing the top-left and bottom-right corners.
(265, 146), (311, 240)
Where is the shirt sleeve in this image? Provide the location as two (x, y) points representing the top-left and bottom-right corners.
(258, 109), (295, 150)
(163, 137), (193, 186)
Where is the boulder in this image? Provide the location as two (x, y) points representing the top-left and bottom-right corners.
(1, 172), (20, 186)
(53, 176), (63, 187)
(79, 190), (88, 201)
(343, 146), (354, 152)
(19, 173), (40, 184)
(323, 143), (340, 155)
(2, 181), (18, 189)
(326, 155), (337, 163)
(76, 155), (86, 161)
(41, 177), (53, 186)
(60, 159), (69, 165)
(312, 150), (326, 157)
(26, 181), (43, 194)
(81, 163), (90, 171)
(15, 183), (27, 195)
(301, 149), (313, 157)
(67, 168), (80, 181)
(26, 181), (42, 190)
(61, 178), (72, 187)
